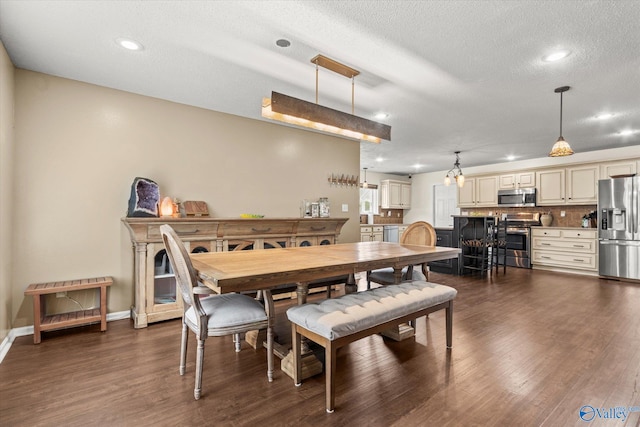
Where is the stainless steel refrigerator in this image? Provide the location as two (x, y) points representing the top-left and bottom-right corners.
(598, 176), (640, 280)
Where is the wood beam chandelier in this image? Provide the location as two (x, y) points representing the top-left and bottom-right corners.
(262, 55), (391, 143)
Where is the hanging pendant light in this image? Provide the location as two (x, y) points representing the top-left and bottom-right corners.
(262, 54), (391, 143)
(444, 151), (465, 188)
(362, 167), (369, 188)
(549, 86), (574, 157)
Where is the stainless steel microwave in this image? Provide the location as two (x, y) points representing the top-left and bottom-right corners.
(497, 188), (537, 207)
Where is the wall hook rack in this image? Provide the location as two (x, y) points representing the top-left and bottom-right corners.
(328, 173), (358, 187)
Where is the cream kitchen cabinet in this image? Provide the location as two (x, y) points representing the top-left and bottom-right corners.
(599, 160), (637, 178)
(360, 225), (384, 242)
(457, 178), (475, 207)
(458, 175), (498, 208)
(566, 165), (599, 204)
(536, 168), (565, 205)
(531, 227), (598, 273)
(537, 165), (599, 206)
(498, 171), (535, 189)
(380, 180), (411, 209)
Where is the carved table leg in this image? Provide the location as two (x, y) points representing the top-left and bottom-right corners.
(381, 266), (416, 341)
(281, 282), (323, 380)
(344, 273), (357, 294)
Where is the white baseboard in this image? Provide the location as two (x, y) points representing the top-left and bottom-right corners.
(0, 310), (130, 364)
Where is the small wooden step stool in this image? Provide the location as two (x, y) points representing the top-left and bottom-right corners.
(24, 276), (113, 344)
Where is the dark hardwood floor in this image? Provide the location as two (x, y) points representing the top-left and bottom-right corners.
(1, 269), (639, 427)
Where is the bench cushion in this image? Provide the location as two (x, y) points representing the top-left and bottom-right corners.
(286, 281), (457, 341)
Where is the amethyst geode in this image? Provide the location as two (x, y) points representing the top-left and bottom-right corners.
(127, 177), (159, 217)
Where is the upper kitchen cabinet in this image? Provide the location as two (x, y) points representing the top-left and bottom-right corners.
(380, 179), (411, 209)
(537, 165), (599, 206)
(599, 160), (637, 178)
(536, 169), (565, 205)
(566, 165), (599, 204)
(458, 175), (498, 208)
(498, 171), (535, 189)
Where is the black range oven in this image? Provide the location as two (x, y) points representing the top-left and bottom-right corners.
(502, 212), (541, 268)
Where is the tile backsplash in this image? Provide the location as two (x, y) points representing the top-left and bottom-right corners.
(360, 208), (404, 224)
(460, 205), (597, 228)
(360, 205), (597, 227)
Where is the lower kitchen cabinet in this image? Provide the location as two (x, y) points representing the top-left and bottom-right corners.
(360, 225), (384, 242)
(531, 227), (598, 274)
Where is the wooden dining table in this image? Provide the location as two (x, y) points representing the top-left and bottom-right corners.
(190, 240), (461, 379)
(191, 240), (461, 295)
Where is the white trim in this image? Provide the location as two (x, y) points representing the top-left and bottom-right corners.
(0, 310), (130, 364)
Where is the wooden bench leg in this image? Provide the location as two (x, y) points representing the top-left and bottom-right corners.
(326, 343), (337, 413)
(100, 285), (108, 332)
(33, 295), (43, 344)
(446, 300), (453, 349)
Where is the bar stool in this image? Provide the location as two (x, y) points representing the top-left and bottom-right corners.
(459, 217), (493, 276)
(492, 219), (508, 273)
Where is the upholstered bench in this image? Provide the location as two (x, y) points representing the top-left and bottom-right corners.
(286, 280), (457, 413)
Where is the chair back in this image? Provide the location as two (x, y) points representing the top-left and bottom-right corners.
(401, 221), (436, 247)
(493, 219), (508, 245)
(160, 224), (206, 324)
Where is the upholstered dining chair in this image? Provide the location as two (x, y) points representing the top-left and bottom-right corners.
(367, 221), (437, 288)
(160, 224), (274, 400)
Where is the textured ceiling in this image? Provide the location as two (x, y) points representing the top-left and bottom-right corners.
(1, 0), (639, 175)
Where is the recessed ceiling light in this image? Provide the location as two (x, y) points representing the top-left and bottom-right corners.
(375, 157), (384, 162)
(619, 129), (635, 136)
(116, 38), (143, 51)
(542, 50), (571, 62)
(506, 155), (516, 161)
(413, 164), (423, 169)
(276, 39), (291, 48)
(595, 113), (615, 120)
(374, 112), (389, 120)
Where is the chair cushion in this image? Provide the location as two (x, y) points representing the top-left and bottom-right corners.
(185, 293), (268, 330)
(368, 267), (426, 284)
(286, 281), (456, 341)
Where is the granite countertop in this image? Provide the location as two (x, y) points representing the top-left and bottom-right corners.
(360, 223), (413, 227)
(451, 215), (495, 218)
(531, 225), (597, 230)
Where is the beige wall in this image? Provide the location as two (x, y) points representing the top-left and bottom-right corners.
(11, 70), (360, 327)
(0, 42), (15, 341)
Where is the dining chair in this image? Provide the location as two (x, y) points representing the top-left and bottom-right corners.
(160, 224), (274, 400)
(367, 221), (437, 288)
